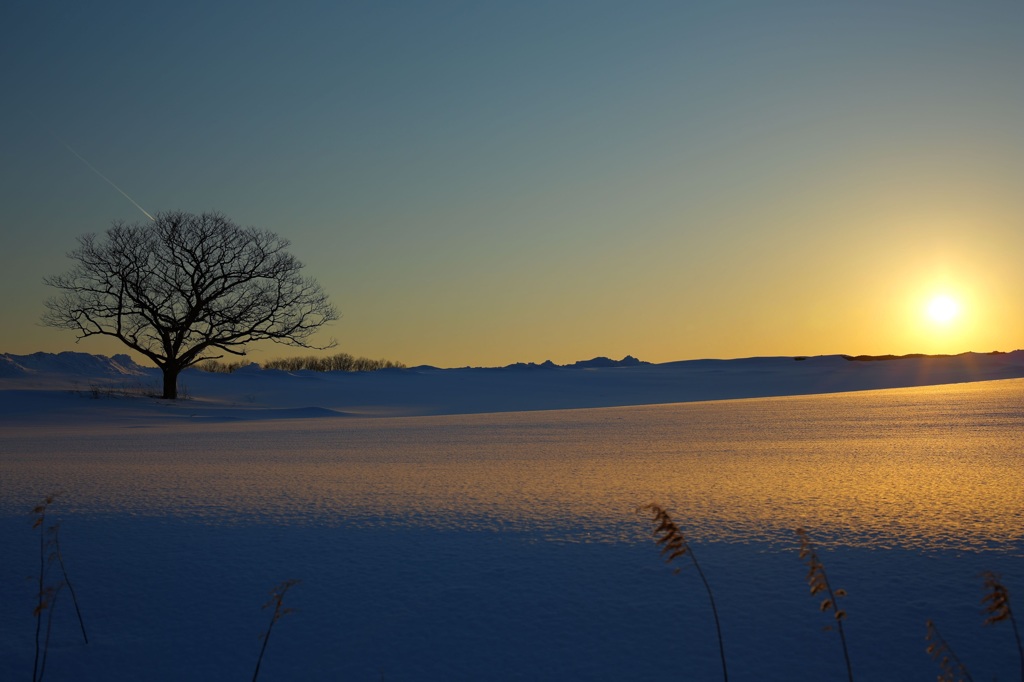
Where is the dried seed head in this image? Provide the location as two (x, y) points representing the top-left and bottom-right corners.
(796, 528), (850, 633)
(926, 618), (973, 682)
(981, 571), (1014, 627)
(640, 504), (693, 569)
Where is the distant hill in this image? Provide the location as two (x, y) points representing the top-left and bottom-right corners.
(3, 349), (1024, 421)
(842, 351), (1017, 362)
(0, 351), (149, 377)
(499, 355), (650, 371)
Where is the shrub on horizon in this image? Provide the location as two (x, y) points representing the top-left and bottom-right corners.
(195, 353), (404, 373)
(262, 352), (405, 373)
(194, 359), (250, 374)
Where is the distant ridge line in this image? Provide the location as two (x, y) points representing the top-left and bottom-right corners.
(842, 351), (1017, 362)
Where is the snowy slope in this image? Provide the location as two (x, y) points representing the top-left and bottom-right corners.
(2, 350), (1024, 425)
(2, 351), (1024, 680)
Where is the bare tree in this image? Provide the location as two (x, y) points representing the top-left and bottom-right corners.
(43, 211), (338, 399)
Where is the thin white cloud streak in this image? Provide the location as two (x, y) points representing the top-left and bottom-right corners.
(63, 142), (155, 222)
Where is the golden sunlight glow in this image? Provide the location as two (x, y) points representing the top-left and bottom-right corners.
(898, 271), (990, 355)
(926, 295), (960, 324)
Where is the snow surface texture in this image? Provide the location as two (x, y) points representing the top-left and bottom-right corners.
(2, 352), (1024, 680)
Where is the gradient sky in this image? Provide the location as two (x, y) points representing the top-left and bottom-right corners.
(2, 1), (1023, 367)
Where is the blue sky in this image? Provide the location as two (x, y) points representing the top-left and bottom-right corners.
(3, 1), (1023, 366)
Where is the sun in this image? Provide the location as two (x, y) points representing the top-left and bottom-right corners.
(926, 295), (960, 324)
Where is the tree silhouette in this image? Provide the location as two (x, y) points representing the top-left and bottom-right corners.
(43, 211), (338, 399)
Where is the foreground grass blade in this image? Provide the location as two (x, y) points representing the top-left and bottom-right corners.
(639, 503), (728, 682)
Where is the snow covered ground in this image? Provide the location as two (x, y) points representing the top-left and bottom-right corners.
(2, 351), (1024, 680)
(4, 349), (1024, 423)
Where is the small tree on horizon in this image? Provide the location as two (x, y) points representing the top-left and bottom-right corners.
(42, 211), (338, 399)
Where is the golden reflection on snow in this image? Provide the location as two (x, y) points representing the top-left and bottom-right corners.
(3, 379), (1023, 553)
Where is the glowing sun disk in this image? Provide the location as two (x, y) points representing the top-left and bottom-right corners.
(927, 295), (959, 323)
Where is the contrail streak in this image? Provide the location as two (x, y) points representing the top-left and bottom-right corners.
(63, 143), (155, 221)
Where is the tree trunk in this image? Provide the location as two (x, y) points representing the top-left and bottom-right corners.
(161, 365), (180, 400)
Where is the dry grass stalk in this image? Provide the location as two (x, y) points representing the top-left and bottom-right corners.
(31, 495), (61, 682)
(34, 584), (62, 682)
(639, 504), (728, 682)
(981, 571), (1024, 681)
(796, 528), (853, 682)
(252, 579), (301, 682)
(926, 619), (974, 682)
(53, 524), (88, 644)
(31, 495), (88, 682)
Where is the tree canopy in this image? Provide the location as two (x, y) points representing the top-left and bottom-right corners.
(43, 211), (338, 398)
